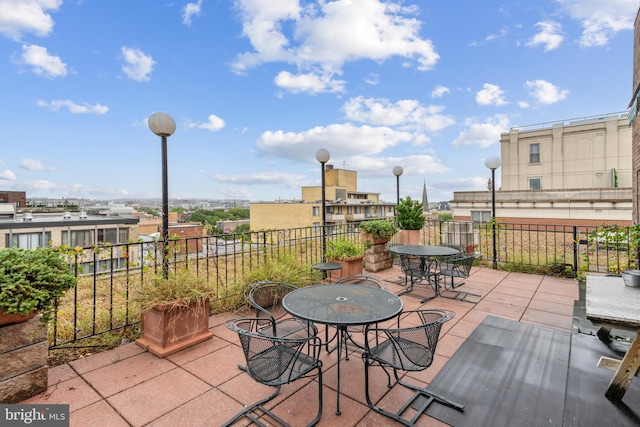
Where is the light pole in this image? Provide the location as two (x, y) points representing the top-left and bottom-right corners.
(485, 156), (501, 269)
(316, 149), (330, 262)
(392, 166), (403, 217)
(148, 112), (176, 279)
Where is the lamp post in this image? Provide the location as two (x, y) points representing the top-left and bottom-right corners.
(316, 149), (330, 262)
(392, 166), (403, 218)
(485, 156), (501, 269)
(148, 112), (176, 279)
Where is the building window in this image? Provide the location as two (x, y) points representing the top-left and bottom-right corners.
(62, 229), (93, 247)
(529, 178), (541, 190)
(312, 222), (320, 233)
(470, 211), (492, 223)
(93, 227), (128, 244)
(312, 206), (319, 216)
(6, 232), (51, 249)
(529, 143), (540, 163)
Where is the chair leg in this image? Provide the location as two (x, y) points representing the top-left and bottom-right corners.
(221, 385), (284, 427)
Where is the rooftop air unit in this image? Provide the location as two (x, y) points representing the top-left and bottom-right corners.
(24, 212), (33, 221)
(63, 211), (72, 220)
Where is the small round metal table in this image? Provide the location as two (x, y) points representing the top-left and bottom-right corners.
(311, 261), (342, 281)
(283, 284), (403, 415)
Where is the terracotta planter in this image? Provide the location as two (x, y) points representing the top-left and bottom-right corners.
(397, 229), (421, 246)
(0, 309), (36, 326)
(329, 256), (363, 280)
(136, 298), (212, 357)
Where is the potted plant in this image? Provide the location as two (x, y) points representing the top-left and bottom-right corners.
(135, 270), (215, 357)
(396, 196), (425, 245)
(359, 220), (398, 246)
(0, 247), (77, 326)
(326, 238), (365, 279)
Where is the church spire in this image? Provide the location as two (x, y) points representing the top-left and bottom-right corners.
(422, 180), (429, 212)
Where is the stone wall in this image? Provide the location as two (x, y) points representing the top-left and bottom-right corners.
(0, 315), (48, 403)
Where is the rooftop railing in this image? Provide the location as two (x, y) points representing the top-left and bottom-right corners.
(46, 219), (637, 350)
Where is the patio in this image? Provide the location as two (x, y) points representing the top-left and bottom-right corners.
(21, 265), (639, 426)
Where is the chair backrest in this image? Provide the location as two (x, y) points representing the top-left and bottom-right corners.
(398, 253), (423, 275)
(443, 254), (474, 277)
(365, 309), (454, 371)
(226, 317), (321, 385)
(334, 274), (385, 289)
(245, 281), (298, 319)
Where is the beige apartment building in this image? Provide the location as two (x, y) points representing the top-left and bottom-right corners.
(250, 166), (396, 231)
(0, 204), (140, 273)
(452, 113), (632, 226)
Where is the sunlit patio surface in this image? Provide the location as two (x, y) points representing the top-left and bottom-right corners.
(22, 265), (587, 426)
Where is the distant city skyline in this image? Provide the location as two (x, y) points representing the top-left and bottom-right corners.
(0, 1), (635, 203)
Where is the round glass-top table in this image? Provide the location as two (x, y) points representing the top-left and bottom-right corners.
(283, 284), (403, 415)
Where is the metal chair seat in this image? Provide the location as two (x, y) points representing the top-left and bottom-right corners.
(223, 317), (323, 427)
(362, 309), (463, 426)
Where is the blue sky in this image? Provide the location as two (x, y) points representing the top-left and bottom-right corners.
(0, 0), (637, 204)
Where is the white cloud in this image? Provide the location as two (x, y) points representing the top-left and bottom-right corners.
(0, 0), (61, 41)
(19, 158), (54, 171)
(451, 114), (510, 148)
(343, 96), (454, 132)
(431, 85), (450, 98)
(364, 73), (379, 86)
(342, 154), (449, 177)
(558, 0), (636, 47)
(257, 123), (414, 162)
(232, 0), (439, 79)
(476, 83), (507, 106)
(182, 0), (203, 26)
(187, 114), (226, 132)
(525, 79), (568, 104)
(36, 99), (109, 114)
(526, 21), (563, 51)
(485, 26), (509, 42)
(210, 172), (306, 185)
(0, 170), (16, 181)
(121, 47), (155, 81)
(15, 44), (66, 78)
(274, 71), (346, 94)
(518, 100), (530, 108)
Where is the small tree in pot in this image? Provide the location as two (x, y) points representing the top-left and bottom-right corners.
(395, 196), (425, 245)
(359, 220), (398, 245)
(0, 247), (77, 326)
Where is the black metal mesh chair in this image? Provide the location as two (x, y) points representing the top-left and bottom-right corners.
(362, 309), (463, 426)
(397, 253), (438, 300)
(438, 254), (479, 302)
(223, 318), (323, 427)
(245, 281), (317, 338)
(334, 273), (387, 290)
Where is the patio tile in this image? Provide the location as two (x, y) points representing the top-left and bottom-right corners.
(147, 389), (242, 427)
(70, 400), (130, 427)
(483, 290), (532, 307)
(69, 342), (145, 375)
(521, 308), (573, 331)
(48, 363), (78, 385)
(166, 333), (232, 365)
(528, 298), (575, 317)
(81, 352), (176, 397)
(447, 318), (481, 339)
(435, 333), (466, 359)
(181, 343), (245, 387)
(22, 376), (102, 412)
(106, 368), (211, 426)
(473, 299), (526, 319)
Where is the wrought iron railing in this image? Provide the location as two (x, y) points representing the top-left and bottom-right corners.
(48, 219), (639, 349)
